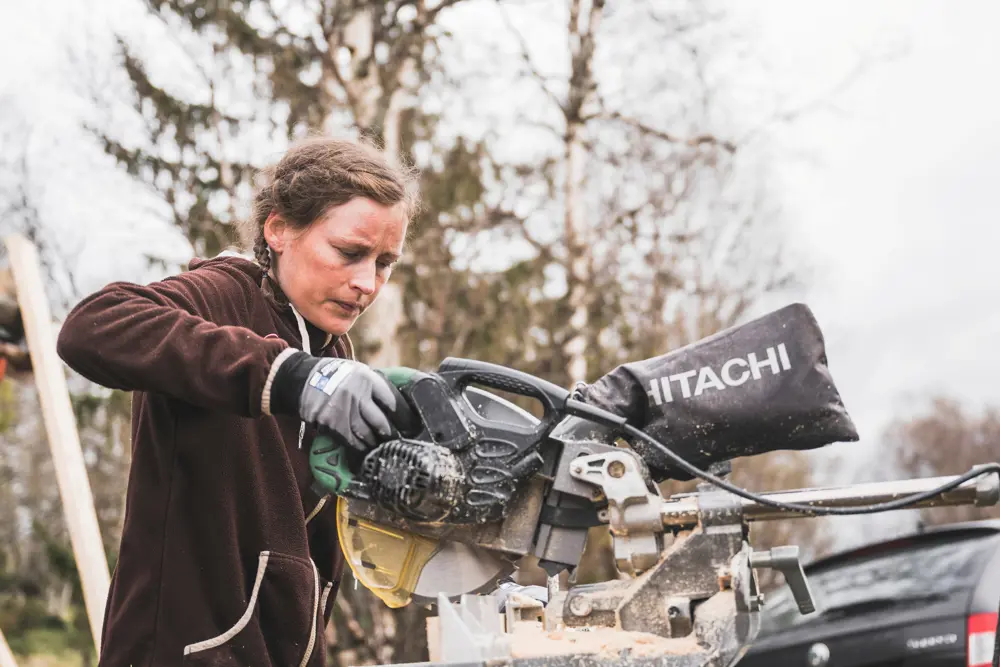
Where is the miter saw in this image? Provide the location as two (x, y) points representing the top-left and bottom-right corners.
(323, 303), (1000, 666)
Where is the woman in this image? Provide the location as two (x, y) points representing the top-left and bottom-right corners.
(56, 136), (420, 667)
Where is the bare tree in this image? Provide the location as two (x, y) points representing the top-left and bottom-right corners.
(886, 397), (1000, 526)
(457, 1), (793, 393)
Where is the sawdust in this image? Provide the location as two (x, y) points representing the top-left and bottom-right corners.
(509, 622), (701, 659)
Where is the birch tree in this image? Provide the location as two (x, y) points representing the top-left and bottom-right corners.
(402, 1), (793, 389)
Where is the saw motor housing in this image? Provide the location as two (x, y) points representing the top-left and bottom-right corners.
(342, 361), (568, 524)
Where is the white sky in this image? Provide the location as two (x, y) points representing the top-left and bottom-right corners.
(732, 1), (1000, 547)
(2, 0), (1000, 550)
(741, 1), (1000, 462)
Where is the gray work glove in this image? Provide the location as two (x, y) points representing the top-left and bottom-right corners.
(269, 351), (413, 453)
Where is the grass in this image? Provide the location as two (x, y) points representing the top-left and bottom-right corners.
(5, 627), (94, 667)
(16, 656), (86, 667)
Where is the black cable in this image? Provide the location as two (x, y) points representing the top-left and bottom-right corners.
(562, 398), (1000, 516)
(621, 423), (1000, 516)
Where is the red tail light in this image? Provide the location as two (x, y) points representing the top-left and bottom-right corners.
(968, 613), (997, 667)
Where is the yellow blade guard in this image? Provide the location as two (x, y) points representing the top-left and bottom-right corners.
(336, 496), (441, 608)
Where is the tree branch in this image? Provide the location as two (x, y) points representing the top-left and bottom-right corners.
(484, 204), (555, 260)
(589, 111), (737, 152)
(496, 0), (566, 115)
(737, 50), (885, 146)
(140, 4), (214, 89)
(423, 0), (466, 24)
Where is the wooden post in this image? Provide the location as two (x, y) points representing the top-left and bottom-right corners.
(3, 234), (109, 655)
(0, 629), (19, 667)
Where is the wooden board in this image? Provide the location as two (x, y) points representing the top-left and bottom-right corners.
(0, 628), (19, 667)
(3, 234), (109, 656)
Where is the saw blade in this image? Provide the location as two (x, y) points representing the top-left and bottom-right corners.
(410, 541), (516, 605)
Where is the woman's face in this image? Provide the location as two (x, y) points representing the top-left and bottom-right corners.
(264, 197), (408, 336)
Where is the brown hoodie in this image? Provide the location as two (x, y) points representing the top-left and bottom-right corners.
(56, 255), (349, 667)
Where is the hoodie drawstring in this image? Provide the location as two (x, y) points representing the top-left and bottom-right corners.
(290, 305), (310, 450)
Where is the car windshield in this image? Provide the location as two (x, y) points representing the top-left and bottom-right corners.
(759, 533), (998, 634)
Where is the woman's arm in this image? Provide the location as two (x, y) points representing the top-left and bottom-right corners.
(56, 260), (289, 417)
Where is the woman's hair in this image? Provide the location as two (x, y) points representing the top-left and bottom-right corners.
(241, 136), (421, 274)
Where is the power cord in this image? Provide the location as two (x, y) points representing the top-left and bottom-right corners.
(565, 398), (1000, 516)
(623, 422), (1000, 516)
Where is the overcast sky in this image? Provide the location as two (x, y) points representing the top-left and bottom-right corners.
(3, 1), (999, 550)
(729, 1), (1000, 547)
(739, 1), (1000, 462)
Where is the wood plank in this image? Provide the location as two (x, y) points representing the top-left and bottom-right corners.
(0, 629), (19, 667)
(3, 234), (109, 656)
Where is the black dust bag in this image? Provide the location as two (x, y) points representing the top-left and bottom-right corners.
(580, 303), (859, 481)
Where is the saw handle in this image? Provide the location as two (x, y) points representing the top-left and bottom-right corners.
(437, 357), (569, 435)
(309, 433), (358, 497)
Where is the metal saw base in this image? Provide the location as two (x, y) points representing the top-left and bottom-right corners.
(378, 656), (743, 667)
(364, 590), (752, 667)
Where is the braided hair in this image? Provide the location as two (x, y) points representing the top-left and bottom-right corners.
(242, 136), (421, 277)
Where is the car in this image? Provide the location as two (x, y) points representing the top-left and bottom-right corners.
(739, 520), (1000, 667)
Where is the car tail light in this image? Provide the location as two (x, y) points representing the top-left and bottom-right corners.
(968, 613), (998, 667)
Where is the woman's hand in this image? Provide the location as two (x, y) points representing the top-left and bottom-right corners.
(269, 352), (415, 452)
(299, 358), (401, 451)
